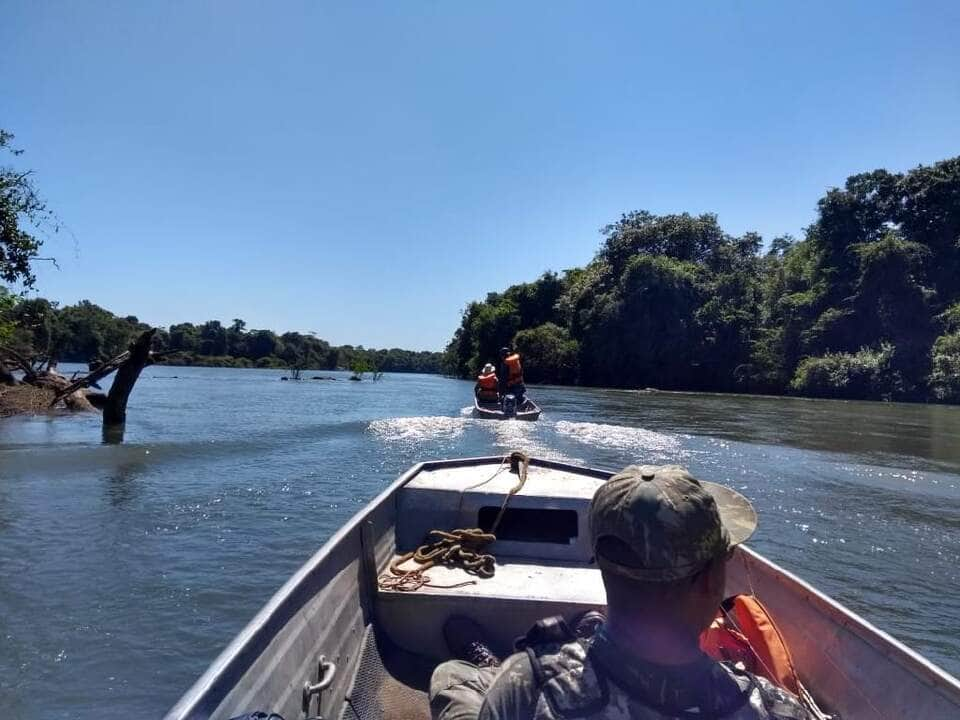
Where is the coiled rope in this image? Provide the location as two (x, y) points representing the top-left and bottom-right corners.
(378, 451), (530, 592)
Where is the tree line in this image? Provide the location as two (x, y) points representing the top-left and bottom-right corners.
(0, 130), (441, 377)
(0, 295), (443, 374)
(444, 156), (960, 403)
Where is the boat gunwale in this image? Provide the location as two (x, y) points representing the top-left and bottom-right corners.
(737, 545), (960, 702)
(165, 456), (960, 719)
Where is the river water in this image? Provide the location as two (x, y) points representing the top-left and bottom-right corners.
(1, 367), (959, 719)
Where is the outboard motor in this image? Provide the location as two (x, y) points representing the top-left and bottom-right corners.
(502, 393), (517, 417)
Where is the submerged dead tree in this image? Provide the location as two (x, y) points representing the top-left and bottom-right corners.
(101, 328), (155, 443)
(1, 328), (157, 443)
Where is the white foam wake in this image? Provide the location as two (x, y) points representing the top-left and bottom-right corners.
(367, 416), (468, 443)
(554, 420), (682, 462)
(484, 419), (580, 463)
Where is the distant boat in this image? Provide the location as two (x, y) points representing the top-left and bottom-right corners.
(473, 394), (541, 421)
(165, 456), (960, 720)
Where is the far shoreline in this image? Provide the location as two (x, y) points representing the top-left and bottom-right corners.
(4, 365), (957, 422)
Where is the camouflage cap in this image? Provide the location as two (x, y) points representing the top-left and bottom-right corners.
(589, 465), (757, 582)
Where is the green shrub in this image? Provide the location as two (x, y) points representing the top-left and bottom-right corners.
(790, 344), (902, 400)
(929, 333), (960, 402)
(937, 303), (960, 334)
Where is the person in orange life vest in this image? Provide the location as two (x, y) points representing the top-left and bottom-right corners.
(475, 363), (500, 403)
(498, 347), (525, 403)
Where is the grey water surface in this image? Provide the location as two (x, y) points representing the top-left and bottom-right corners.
(1, 366), (959, 719)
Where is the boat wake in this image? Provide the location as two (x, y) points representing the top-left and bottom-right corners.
(484, 418), (580, 463)
(367, 415), (679, 466)
(554, 420), (683, 463)
(366, 416), (469, 443)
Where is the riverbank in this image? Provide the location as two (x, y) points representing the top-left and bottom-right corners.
(0, 383), (55, 417)
(479, 377), (960, 406)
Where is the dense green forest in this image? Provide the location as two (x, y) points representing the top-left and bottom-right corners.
(444, 157), (960, 403)
(0, 295), (443, 374)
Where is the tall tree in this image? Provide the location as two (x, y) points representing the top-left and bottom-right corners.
(1, 130), (56, 287)
(199, 320), (227, 356)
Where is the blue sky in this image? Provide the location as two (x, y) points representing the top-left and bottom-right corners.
(4, 1), (959, 350)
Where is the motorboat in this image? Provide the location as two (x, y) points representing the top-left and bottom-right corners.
(166, 455), (960, 720)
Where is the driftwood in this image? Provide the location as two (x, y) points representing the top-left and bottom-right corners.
(49, 349), (132, 406)
(44, 374), (94, 411)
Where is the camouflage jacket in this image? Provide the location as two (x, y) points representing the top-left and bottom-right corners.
(478, 628), (811, 720)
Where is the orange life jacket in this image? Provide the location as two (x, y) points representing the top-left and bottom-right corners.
(504, 353), (524, 386)
(477, 372), (499, 400)
(699, 594), (800, 695)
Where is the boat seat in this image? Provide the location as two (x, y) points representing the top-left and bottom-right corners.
(377, 557), (606, 659)
(395, 461), (606, 563)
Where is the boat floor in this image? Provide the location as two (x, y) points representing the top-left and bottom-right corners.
(341, 626), (432, 720)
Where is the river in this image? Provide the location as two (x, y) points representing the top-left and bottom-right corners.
(1, 366), (959, 719)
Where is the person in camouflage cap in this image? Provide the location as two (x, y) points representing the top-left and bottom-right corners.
(429, 464), (812, 720)
(589, 464), (757, 583)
